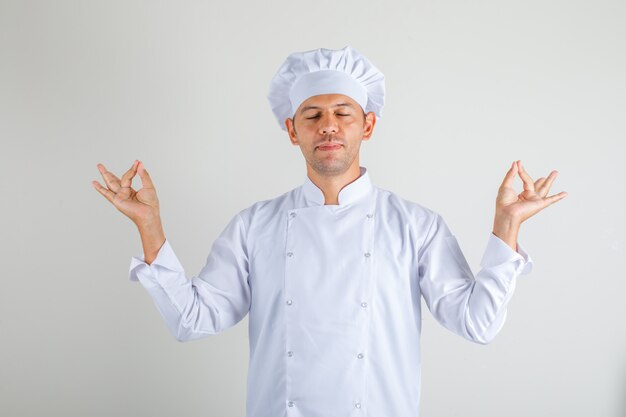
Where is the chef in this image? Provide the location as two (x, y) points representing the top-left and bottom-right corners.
(93, 45), (567, 417)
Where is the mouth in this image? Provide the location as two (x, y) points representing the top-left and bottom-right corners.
(317, 144), (343, 151)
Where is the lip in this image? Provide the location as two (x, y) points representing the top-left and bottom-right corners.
(317, 144), (342, 151)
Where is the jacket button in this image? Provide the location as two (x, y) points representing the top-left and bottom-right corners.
(286, 299), (293, 305)
(361, 302), (368, 308)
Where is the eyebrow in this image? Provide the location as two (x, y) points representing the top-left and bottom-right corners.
(299, 103), (355, 113)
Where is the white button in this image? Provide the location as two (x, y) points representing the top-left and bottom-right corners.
(286, 299), (293, 305)
(288, 401), (294, 407)
(287, 252), (293, 257)
(366, 213), (373, 219)
(355, 402), (361, 409)
(361, 302), (368, 308)
(357, 353), (364, 359)
(287, 351), (294, 357)
(290, 212), (297, 218)
(364, 252), (371, 258)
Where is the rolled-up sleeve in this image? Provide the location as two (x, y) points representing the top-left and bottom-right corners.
(128, 212), (251, 342)
(418, 213), (534, 345)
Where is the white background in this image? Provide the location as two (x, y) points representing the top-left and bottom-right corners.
(1, 0), (625, 416)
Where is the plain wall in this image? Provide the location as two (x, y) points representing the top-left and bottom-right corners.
(1, 0), (625, 416)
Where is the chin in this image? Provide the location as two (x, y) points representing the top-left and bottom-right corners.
(313, 163), (350, 176)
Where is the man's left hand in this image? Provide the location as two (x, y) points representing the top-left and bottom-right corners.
(492, 160), (568, 251)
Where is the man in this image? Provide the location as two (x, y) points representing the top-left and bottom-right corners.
(92, 46), (567, 416)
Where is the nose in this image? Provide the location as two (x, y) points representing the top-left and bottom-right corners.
(318, 113), (339, 135)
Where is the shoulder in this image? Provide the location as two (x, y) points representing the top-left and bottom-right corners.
(374, 186), (440, 225)
(234, 187), (298, 225)
(372, 186), (447, 252)
(371, 186), (445, 249)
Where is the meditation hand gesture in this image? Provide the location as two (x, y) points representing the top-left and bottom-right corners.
(492, 160), (568, 251)
(496, 160), (568, 223)
(92, 160), (161, 229)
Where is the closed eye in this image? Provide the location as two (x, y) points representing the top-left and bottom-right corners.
(305, 114), (351, 119)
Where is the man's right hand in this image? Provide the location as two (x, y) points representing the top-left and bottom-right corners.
(92, 160), (161, 230)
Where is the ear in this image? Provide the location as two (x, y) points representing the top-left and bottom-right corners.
(361, 112), (376, 142)
(285, 117), (299, 145)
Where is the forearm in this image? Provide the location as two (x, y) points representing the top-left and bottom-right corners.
(492, 214), (521, 253)
(129, 212), (252, 341)
(137, 219), (166, 265)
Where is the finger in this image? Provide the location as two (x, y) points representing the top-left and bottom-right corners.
(92, 180), (117, 203)
(538, 170), (558, 195)
(120, 160), (140, 189)
(97, 163), (122, 191)
(543, 191), (568, 207)
(517, 160), (535, 192)
(534, 177), (546, 189)
(499, 160), (518, 189)
(136, 161), (155, 189)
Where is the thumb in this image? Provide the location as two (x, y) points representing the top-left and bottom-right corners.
(137, 161), (155, 188)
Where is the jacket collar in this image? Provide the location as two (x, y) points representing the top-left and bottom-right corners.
(302, 166), (373, 206)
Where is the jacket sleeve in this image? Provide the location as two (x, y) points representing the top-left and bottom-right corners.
(417, 213), (533, 344)
(128, 212), (250, 342)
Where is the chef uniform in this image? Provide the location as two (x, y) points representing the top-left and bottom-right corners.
(129, 46), (533, 417)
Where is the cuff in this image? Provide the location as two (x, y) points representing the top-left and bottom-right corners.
(479, 232), (534, 275)
(128, 238), (185, 281)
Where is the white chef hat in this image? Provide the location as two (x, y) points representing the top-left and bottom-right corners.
(267, 45), (385, 131)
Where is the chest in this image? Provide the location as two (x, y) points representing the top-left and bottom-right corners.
(247, 202), (419, 315)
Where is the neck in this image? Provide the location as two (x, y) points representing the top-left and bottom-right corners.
(306, 161), (362, 205)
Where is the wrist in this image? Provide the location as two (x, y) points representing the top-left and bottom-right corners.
(136, 217), (163, 234)
(137, 223), (166, 265)
(492, 214), (521, 252)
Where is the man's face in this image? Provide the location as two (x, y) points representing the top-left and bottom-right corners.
(285, 93), (376, 177)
